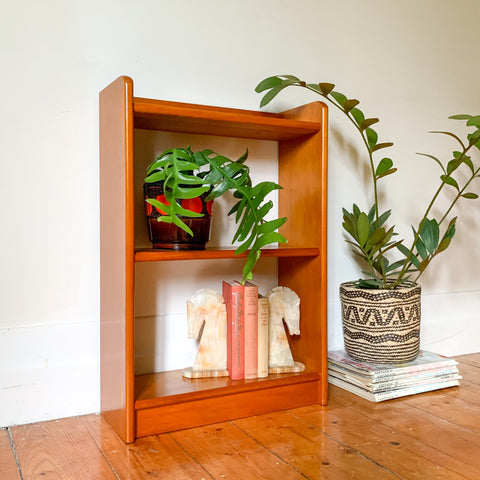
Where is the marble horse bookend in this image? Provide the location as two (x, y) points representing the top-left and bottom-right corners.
(182, 288), (229, 378)
(266, 286), (305, 374)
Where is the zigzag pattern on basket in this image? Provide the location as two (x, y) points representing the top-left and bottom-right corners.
(343, 328), (420, 344)
(341, 303), (420, 326)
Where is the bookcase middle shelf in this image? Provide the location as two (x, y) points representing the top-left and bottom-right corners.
(134, 246), (320, 262)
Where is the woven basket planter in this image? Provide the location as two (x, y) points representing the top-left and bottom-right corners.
(340, 281), (421, 364)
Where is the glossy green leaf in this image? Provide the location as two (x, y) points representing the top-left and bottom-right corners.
(371, 142), (394, 153)
(257, 217), (287, 234)
(468, 130), (480, 146)
(462, 192), (479, 199)
(254, 231), (287, 250)
(259, 86), (284, 108)
(446, 158), (462, 175)
(449, 114), (472, 120)
(415, 237), (428, 260)
(343, 99), (360, 113)
(360, 118), (379, 131)
(255, 76), (284, 93)
(330, 91), (347, 107)
(318, 83), (335, 95)
(375, 158), (393, 176)
(376, 167), (397, 179)
(443, 217), (457, 240)
(467, 115), (480, 127)
(398, 243), (420, 269)
(440, 174), (459, 190)
(366, 128), (378, 148)
(357, 212), (370, 247)
(376, 209), (392, 228)
(436, 237), (451, 254)
(419, 219), (440, 255)
(350, 108), (365, 126)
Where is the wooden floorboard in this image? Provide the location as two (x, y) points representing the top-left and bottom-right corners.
(0, 429), (20, 480)
(3, 352), (480, 479)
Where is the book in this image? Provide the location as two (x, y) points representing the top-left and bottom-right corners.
(328, 374), (460, 402)
(328, 350), (458, 380)
(328, 369), (461, 392)
(223, 281), (245, 380)
(243, 281), (259, 379)
(328, 363), (460, 388)
(257, 295), (269, 378)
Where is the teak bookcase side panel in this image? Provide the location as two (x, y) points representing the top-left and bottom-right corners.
(99, 76), (136, 443)
(100, 76), (328, 443)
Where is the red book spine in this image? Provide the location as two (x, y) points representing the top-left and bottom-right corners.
(223, 281), (244, 380)
(243, 281), (259, 379)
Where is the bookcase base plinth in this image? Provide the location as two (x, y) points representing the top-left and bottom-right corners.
(135, 375), (321, 437)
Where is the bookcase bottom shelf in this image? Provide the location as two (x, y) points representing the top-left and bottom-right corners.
(134, 370), (323, 437)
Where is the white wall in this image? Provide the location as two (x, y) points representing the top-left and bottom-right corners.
(1, 0), (479, 427)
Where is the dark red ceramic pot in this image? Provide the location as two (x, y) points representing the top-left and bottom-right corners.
(143, 183), (213, 250)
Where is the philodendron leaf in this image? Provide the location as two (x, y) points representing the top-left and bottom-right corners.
(257, 217), (287, 234)
(375, 158), (393, 177)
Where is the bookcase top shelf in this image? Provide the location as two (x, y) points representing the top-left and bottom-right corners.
(133, 97), (323, 140)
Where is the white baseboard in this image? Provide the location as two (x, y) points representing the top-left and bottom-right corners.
(0, 321), (99, 428)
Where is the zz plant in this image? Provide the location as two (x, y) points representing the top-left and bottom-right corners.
(145, 146), (287, 283)
(256, 75), (480, 289)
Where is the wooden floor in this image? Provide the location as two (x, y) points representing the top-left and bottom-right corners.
(1, 353), (480, 480)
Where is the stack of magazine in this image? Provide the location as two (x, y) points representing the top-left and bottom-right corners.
(328, 350), (461, 402)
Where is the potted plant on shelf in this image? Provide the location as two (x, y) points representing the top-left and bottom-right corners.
(256, 74), (480, 363)
(144, 146), (287, 283)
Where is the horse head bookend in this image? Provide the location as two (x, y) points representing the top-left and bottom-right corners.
(182, 288), (229, 378)
(266, 286), (305, 374)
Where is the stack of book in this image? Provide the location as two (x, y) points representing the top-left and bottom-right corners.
(328, 350), (461, 402)
(223, 281), (270, 380)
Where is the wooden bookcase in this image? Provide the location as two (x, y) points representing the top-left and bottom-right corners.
(100, 76), (329, 443)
